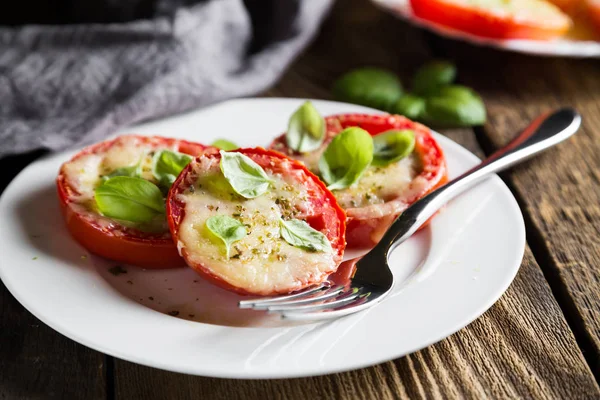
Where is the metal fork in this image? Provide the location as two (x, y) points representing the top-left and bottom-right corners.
(239, 108), (582, 321)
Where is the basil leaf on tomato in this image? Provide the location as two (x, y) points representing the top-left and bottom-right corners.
(94, 176), (165, 223)
(102, 165), (140, 181)
(152, 150), (193, 188)
(219, 150), (272, 199)
(372, 129), (415, 167)
(318, 127), (373, 190)
(279, 218), (331, 252)
(286, 100), (326, 153)
(211, 139), (239, 151)
(205, 215), (247, 259)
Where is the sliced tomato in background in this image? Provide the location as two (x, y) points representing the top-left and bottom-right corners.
(167, 147), (347, 296)
(409, 0), (572, 40)
(329, 114), (448, 248)
(270, 113), (448, 249)
(56, 135), (211, 269)
(270, 114), (448, 248)
(589, 0), (600, 32)
(547, 0), (583, 14)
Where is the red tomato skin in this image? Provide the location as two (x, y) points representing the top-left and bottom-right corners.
(167, 147), (347, 296)
(589, 1), (600, 33)
(409, 0), (571, 40)
(269, 113), (448, 249)
(333, 114), (448, 248)
(56, 135), (210, 269)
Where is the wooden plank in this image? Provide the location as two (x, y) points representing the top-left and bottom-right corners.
(0, 280), (107, 400)
(0, 153), (108, 399)
(114, 0), (599, 398)
(435, 39), (600, 376)
(113, 252), (599, 400)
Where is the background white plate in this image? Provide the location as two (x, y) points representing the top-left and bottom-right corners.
(372, 0), (600, 58)
(0, 98), (525, 379)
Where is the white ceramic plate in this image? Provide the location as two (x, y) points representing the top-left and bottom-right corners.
(372, 0), (600, 58)
(0, 98), (525, 379)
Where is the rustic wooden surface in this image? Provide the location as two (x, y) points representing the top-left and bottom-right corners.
(443, 42), (600, 376)
(1, 0), (600, 399)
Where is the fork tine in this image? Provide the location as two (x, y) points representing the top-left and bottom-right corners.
(280, 293), (374, 321)
(238, 282), (330, 309)
(253, 286), (345, 310)
(266, 287), (363, 313)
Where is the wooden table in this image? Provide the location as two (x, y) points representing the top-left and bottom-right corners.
(2, 0), (600, 398)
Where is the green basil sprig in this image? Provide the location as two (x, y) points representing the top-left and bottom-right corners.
(205, 215), (247, 259)
(423, 85), (486, 127)
(331, 61), (486, 127)
(286, 101), (326, 153)
(279, 218), (331, 252)
(211, 139), (239, 151)
(102, 164), (141, 181)
(412, 61), (457, 96)
(318, 127), (373, 191)
(152, 150), (193, 189)
(94, 176), (165, 223)
(101, 154), (144, 181)
(392, 94), (426, 120)
(220, 150), (272, 199)
(372, 129), (416, 167)
(332, 67), (403, 112)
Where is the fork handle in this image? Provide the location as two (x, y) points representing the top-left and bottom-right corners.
(377, 107), (582, 255)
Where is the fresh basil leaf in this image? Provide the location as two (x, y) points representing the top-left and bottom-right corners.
(219, 150), (272, 199)
(279, 218), (331, 252)
(102, 165), (140, 181)
(205, 215), (247, 259)
(332, 67), (403, 112)
(422, 85), (486, 127)
(211, 139), (239, 151)
(286, 101), (326, 153)
(372, 129), (415, 167)
(94, 176), (165, 223)
(152, 150), (193, 188)
(393, 94), (426, 120)
(318, 127), (373, 190)
(412, 60), (457, 96)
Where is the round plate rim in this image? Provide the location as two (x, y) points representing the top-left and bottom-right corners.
(0, 97), (526, 379)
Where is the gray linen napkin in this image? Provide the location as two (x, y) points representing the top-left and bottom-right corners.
(0, 0), (333, 158)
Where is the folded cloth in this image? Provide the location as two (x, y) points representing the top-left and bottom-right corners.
(0, 0), (333, 158)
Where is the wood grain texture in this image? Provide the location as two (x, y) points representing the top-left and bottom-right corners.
(113, 252), (599, 400)
(114, 1), (599, 398)
(0, 280), (106, 400)
(0, 151), (107, 400)
(434, 39), (600, 376)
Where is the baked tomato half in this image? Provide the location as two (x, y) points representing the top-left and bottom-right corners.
(167, 148), (346, 296)
(270, 113), (448, 248)
(56, 134), (210, 269)
(409, 0), (572, 40)
(589, 0), (600, 33)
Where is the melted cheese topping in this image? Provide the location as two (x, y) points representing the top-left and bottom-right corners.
(335, 156), (417, 209)
(449, 0), (569, 24)
(176, 157), (338, 295)
(292, 147), (419, 210)
(61, 136), (178, 234)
